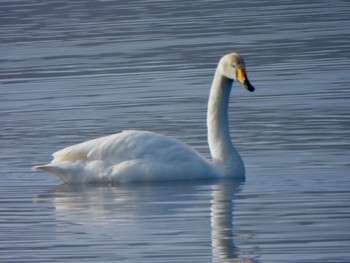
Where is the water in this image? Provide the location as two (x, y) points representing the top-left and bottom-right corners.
(1, 0), (350, 262)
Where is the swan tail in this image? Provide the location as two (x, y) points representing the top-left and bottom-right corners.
(33, 164), (58, 172)
(32, 164), (70, 182)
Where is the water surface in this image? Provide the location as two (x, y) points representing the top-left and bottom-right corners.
(1, 0), (350, 262)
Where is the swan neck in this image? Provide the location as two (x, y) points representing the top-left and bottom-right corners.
(207, 70), (244, 177)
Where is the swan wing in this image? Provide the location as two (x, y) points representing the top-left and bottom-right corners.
(52, 130), (202, 164)
(34, 130), (217, 183)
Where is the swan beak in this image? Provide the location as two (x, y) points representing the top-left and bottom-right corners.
(236, 68), (255, 92)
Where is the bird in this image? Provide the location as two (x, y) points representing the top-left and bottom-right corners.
(33, 52), (255, 183)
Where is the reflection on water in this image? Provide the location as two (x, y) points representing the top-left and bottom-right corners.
(36, 180), (247, 262)
(1, 0), (350, 262)
(211, 180), (243, 262)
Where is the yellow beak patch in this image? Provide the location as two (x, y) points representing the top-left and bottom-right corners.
(236, 68), (246, 85)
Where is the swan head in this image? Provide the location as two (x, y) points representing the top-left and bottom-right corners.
(218, 53), (255, 92)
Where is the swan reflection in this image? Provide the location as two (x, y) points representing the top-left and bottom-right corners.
(211, 180), (239, 260)
(211, 180), (255, 263)
(39, 180), (253, 262)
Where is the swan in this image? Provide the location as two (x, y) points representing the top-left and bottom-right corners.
(33, 52), (254, 183)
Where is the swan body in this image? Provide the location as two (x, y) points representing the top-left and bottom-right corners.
(33, 53), (254, 183)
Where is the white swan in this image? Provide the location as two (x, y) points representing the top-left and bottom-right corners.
(33, 52), (254, 183)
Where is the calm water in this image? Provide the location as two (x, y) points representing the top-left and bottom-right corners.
(1, 0), (350, 262)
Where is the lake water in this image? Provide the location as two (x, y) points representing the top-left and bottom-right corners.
(1, 0), (350, 262)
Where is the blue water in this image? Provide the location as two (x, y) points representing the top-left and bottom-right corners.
(1, 0), (350, 262)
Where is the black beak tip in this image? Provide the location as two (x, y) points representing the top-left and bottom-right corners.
(244, 79), (255, 92)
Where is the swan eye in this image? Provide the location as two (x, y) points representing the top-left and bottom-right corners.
(232, 65), (236, 68)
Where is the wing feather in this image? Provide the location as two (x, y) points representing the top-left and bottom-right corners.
(51, 130), (205, 165)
